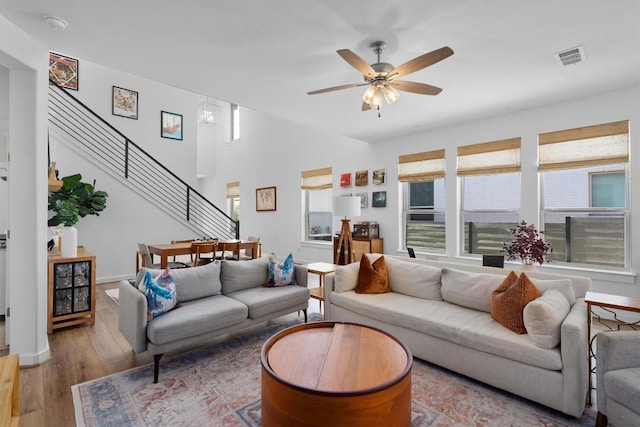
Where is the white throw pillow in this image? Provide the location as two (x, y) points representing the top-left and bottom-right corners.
(441, 268), (505, 312)
(384, 256), (443, 300)
(523, 288), (570, 349)
(334, 262), (360, 293)
(529, 278), (576, 305)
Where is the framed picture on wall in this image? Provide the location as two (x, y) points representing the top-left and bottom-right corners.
(372, 191), (387, 207)
(256, 186), (277, 211)
(48, 52), (79, 90)
(372, 169), (386, 185)
(112, 86), (138, 119)
(340, 173), (352, 188)
(161, 111), (183, 140)
(356, 192), (368, 208)
(355, 170), (368, 186)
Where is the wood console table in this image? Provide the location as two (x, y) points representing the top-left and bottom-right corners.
(585, 291), (640, 405)
(333, 237), (383, 265)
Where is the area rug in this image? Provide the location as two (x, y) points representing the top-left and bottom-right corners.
(104, 288), (119, 305)
(73, 314), (596, 426)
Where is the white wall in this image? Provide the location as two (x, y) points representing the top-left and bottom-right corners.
(0, 65), (8, 231)
(0, 14), (50, 365)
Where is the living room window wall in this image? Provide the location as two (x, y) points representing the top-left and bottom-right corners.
(226, 181), (240, 222)
(399, 149), (446, 253)
(458, 138), (521, 255)
(301, 167), (333, 242)
(539, 120), (629, 269)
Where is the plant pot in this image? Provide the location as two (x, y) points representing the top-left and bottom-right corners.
(60, 226), (78, 257)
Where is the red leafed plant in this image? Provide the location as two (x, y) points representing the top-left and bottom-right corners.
(503, 221), (552, 265)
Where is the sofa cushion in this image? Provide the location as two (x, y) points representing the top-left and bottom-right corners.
(384, 256), (443, 300)
(334, 262), (360, 293)
(139, 268), (177, 319)
(528, 277), (576, 305)
(523, 288), (570, 349)
(356, 254), (389, 294)
(441, 268), (505, 312)
(329, 290), (562, 371)
(604, 367), (640, 413)
(146, 294), (247, 345)
(221, 257), (269, 294)
(264, 253), (297, 287)
(138, 261), (222, 303)
(491, 272), (541, 334)
(227, 285), (310, 319)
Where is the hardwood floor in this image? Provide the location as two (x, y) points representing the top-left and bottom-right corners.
(0, 276), (322, 427)
(1, 281), (154, 427)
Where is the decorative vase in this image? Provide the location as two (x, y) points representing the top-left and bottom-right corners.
(521, 262), (537, 272)
(60, 226), (78, 257)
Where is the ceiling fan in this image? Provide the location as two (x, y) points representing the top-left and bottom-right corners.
(308, 41), (454, 114)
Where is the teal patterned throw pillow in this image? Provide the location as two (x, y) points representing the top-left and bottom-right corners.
(264, 253), (297, 287)
(139, 267), (177, 319)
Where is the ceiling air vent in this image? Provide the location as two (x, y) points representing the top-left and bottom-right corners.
(555, 46), (585, 66)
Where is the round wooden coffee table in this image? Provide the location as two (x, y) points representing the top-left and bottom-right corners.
(261, 321), (412, 427)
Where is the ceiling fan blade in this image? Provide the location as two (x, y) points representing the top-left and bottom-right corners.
(307, 82), (365, 95)
(361, 102), (371, 111)
(388, 46), (454, 80)
(337, 49), (377, 79)
(392, 81), (443, 95)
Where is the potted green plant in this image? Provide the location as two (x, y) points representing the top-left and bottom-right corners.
(502, 221), (552, 268)
(48, 174), (108, 256)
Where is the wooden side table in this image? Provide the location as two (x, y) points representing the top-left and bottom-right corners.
(306, 262), (337, 312)
(585, 291), (640, 405)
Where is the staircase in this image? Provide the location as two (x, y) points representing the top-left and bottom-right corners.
(47, 82), (238, 240)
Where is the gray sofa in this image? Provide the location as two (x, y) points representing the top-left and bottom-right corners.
(324, 254), (591, 417)
(596, 330), (640, 426)
(119, 257), (309, 382)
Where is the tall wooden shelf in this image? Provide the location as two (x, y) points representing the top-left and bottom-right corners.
(47, 247), (96, 334)
(333, 237), (383, 265)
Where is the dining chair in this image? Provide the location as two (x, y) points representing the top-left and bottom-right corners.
(171, 238), (195, 263)
(240, 235), (261, 260)
(191, 239), (218, 266)
(136, 243), (189, 273)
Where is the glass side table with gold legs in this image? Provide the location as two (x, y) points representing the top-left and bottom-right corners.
(585, 291), (640, 406)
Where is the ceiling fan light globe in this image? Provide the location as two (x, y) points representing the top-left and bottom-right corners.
(370, 89), (383, 108)
(383, 85), (400, 104)
(362, 85), (377, 104)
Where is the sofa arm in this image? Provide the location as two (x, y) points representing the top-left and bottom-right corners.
(118, 280), (148, 354)
(294, 265), (308, 287)
(560, 298), (589, 415)
(596, 330), (640, 373)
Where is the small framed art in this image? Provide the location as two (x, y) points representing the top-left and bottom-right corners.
(161, 111), (183, 140)
(112, 86), (138, 119)
(372, 191), (387, 207)
(256, 186), (277, 211)
(340, 173), (352, 188)
(49, 52), (78, 90)
(355, 170), (368, 186)
(372, 169), (386, 185)
(355, 192), (368, 208)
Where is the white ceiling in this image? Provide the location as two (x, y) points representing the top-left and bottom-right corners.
(1, 0), (639, 143)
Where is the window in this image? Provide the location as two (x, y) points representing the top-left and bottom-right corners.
(301, 167), (332, 241)
(226, 181), (240, 221)
(458, 138), (521, 255)
(231, 104), (240, 140)
(539, 120), (629, 269)
(399, 150), (445, 252)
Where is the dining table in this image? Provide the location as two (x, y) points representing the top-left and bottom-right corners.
(147, 240), (259, 268)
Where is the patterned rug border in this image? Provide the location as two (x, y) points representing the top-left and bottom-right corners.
(72, 313), (596, 426)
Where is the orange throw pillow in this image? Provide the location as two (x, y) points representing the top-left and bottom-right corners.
(491, 272), (541, 334)
(355, 254), (389, 294)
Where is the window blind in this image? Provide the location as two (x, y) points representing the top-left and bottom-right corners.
(538, 120), (629, 171)
(457, 137), (521, 176)
(226, 181), (240, 198)
(398, 149), (445, 182)
(301, 167), (332, 190)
